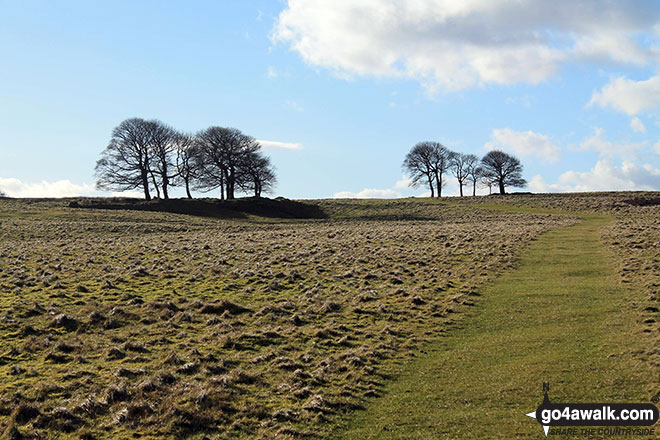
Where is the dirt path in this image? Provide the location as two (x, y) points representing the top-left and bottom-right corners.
(334, 216), (655, 439)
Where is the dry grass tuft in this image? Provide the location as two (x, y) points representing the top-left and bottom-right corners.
(0, 197), (580, 438)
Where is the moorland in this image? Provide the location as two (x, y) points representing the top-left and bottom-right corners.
(0, 193), (659, 439)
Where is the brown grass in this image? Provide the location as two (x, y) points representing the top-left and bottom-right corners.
(0, 197), (581, 438)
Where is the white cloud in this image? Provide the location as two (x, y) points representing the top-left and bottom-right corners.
(0, 177), (96, 198)
(335, 175), (443, 198)
(393, 176), (413, 189)
(485, 128), (561, 163)
(333, 188), (402, 199)
(630, 117), (646, 133)
(572, 33), (652, 66)
(257, 139), (303, 150)
(577, 127), (645, 158)
(110, 190), (144, 198)
(336, 175), (492, 198)
(267, 66), (278, 78)
(528, 174), (552, 193)
(588, 75), (660, 115)
(505, 95), (535, 108)
(274, 0), (660, 92)
(528, 160), (660, 192)
(285, 100), (304, 112)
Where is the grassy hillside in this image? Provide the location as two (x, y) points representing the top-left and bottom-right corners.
(0, 194), (658, 439)
(336, 215), (655, 439)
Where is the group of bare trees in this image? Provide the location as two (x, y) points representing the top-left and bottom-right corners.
(95, 118), (276, 200)
(403, 142), (526, 196)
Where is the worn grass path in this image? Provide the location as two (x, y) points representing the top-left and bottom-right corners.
(333, 216), (655, 439)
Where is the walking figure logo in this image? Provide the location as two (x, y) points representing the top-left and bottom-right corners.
(525, 382), (659, 437)
(525, 383), (552, 436)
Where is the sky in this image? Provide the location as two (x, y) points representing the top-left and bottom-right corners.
(2, 0), (660, 198)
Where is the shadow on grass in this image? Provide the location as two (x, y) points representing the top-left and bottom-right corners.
(68, 197), (327, 220)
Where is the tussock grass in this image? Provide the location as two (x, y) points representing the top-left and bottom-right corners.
(0, 197), (580, 438)
(336, 210), (658, 439)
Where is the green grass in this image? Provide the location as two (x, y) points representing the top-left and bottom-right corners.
(2, 195), (657, 439)
(334, 215), (655, 439)
(1, 197), (577, 438)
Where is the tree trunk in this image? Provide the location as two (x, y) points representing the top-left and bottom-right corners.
(141, 171), (151, 201)
(458, 182), (463, 197)
(498, 180), (505, 195)
(227, 167), (235, 200)
(150, 173), (160, 199)
(434, 171), (442, 197)
(472, 180), (476, 196)
(219, 172), (225, 201)
(223, 168), (234, 200)
(184, 178), (192, 199)
(161, 160), (169, 200)
(162, 177), (169, 200)
(427, 175), (435, 198)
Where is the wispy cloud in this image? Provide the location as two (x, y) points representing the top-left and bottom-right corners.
(505, 95), (535, 108)
(274, 0), (660, 92)
(630, 117), (646, 133)
(576, 127), (645, 159)
(588, 75), (660, 115)
(0, 177), (96, 198)
(529, 160), (660, 192)
(485, 128), (561, 163)
(333, 188), (401, 199)
(257, 140), (303, 151)
(285, 100), (304, 112)
(393, 176), (412, 189)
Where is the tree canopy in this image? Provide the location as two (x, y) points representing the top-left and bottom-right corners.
(403, 143), (526, 196)
(402, 142), (452, 197)
(95, 119), (277, 200)
(480, 150), (527, 194)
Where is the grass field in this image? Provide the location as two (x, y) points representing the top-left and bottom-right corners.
(334, 215), (655, 439)
(0, 194), (659, 439)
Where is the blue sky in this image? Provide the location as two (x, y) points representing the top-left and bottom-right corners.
(2, 0), (660, 198)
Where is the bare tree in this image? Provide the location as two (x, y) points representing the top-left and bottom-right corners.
(430, 143), (452, 197)
(149, 172), (161, 198)
(173, 133), (198, 199)
(463, 154), (482, 196)
(194, 127), (261, 200)
(0, 189), (6, 198)
(449, 152), (472, 197)
(96, 119), (281, 201)
(239, 152), (277, 197)
(481, 150), (527, 194)
(146, 120), (177, 199)
(95, 118), (153, 200)
(481, 174), (493, 194)
(403, 142), (437, 197)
